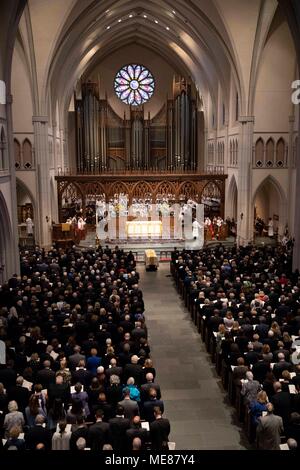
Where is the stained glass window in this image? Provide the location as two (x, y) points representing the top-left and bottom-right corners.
(114, 64), (155, 106)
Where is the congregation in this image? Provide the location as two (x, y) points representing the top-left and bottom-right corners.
(0, 245), (170, 451)
(171, 243), (300, 450)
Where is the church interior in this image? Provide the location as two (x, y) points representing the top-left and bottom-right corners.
(0, 0), (300, 453)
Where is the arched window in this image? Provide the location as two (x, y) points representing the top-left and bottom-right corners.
(276, 138), (285, 167)
(230, 141), (233, 166)
(23, 139), (32, 169)
(14, 138), (21, 169)
(234, 140), (238, 166)
(266, 138), (275, 167)
(255, 138), (264, 167)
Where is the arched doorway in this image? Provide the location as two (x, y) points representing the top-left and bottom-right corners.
(253, 176), (287, 240)
(16, 179), (36, 246)
(227, 175), (238, 222)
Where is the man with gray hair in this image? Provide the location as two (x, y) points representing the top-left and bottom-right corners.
(25, 414), (52, 450)
(68, 345), (86, 371)
(273, 352), (293, 380)
(76, 437), (87, 451)
(271, 381), (292, 431)
(286, 438), (298, 450)
(241, 371), (260, 404)
(256, 403), (283, 450)
(124, 354), (143, 385)
(7, 376), (30, 413)
(141, 373), (161, 402)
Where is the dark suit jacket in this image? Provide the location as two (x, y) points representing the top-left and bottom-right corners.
(47, 382), (70, 406)
(140, 383), (161, 402)
(70, 426), (89, 451)
(126, 426), (149, 450)
(252, 360), (270, 383)
(108, 416), (130, 452)
(71, 368), (93, 387)
(271, 391), (292, 427)
(142, 399), (164, 423)
(88, 421), (110, 451)
(149, 417), (170, 451)
(123, 364), (143, 385)
(106, 366), (123, 379)
(35, 368), (56, 388)
(7, 385), (30, 413)
(273, 362), (293, 380)
(25, 425), (52, 450)
(68, 353), (86, 371)
(0, 368), (17, 390)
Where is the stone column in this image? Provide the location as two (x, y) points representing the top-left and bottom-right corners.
(293, 108), (300, 271)
(236, 116), (254, 246)
(33, 115), (52, 247)
(5, 93), (20, 275)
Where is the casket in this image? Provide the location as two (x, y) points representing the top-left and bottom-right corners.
(145, 249), (159, 271)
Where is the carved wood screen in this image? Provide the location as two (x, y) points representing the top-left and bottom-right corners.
(56, 173), (226, 222)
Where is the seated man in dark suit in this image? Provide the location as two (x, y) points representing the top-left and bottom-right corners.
(87, 409), (110, 451)
(108, 405), (130, 453)
(25, 414), (52, 450)
(142, 388), (164, 423)
(149, 406), (170, 451)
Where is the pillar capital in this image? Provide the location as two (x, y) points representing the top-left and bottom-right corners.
(32, 115), (48, 124)
(239, 116), (255, 124)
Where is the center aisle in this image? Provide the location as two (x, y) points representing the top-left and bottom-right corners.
(139, 263), (247, 450)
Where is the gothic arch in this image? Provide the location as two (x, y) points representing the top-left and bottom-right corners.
(0, 190), (14, 283)
(276, 137), (285, 167)
(178, 181), (198, 201)
(14, 138), (21, 169)
(227, 175), (238, 221)
(132, 181), (152, 200)
(252, 175), (287, 236)
(254, 137), (264, 167)
(265, 137), (275, 167)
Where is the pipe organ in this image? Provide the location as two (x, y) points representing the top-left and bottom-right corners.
(75, 76), (198, 172)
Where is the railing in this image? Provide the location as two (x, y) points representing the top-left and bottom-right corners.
(57, 166), (225, 176)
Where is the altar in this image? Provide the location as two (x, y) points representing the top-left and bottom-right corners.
(126, 220), (162, 238)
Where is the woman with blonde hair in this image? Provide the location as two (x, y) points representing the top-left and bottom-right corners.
(249, 391), (268, 426)
(143, 358), (156, 380)
(216, 324), (226, 355)
(3, 401), (25, 438)
(56, 357), (71, 385)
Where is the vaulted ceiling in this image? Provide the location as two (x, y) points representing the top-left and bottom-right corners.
(3, 1), (298, 125)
